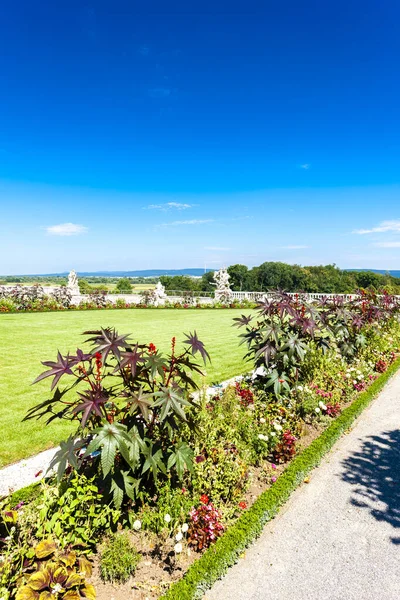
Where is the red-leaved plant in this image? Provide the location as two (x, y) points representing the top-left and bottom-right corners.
(187, 494), (224, 551)
(272, 430), (297, 463)
(25, 328), (210, 508)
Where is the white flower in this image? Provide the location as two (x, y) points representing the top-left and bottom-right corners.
(353, 380), (357, 385)
(259, 418), (266, 424)
(174, 542), (183, 554)
(164, 514), (171, 523)
(175, 531), (183, 542)
(318, 401), (327, 411)
(345, 373), (351, 379)
(52, 583), (64, 594)
(255, 366), (267, 377)
(297, 385), (303, 392)
(315, 407), (321, 414)
(270, 432), (276, 437)
(132, 520), (142, 531)
(273, 423), (282, 431)
(181, 523), (189, 533)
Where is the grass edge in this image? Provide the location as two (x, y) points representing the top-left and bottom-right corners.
(160, 357), (400, 600)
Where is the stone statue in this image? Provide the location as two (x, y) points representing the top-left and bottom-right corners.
(153, 281), (167, 306)
(67, 270), (80, 295)
(213, 267), (233, 302)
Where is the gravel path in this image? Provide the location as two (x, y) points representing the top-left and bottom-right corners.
(206, 370), (400, 600)
(0, 447), (58, 497)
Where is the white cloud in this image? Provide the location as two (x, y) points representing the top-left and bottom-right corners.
(373, 241), (400, 248)
(300, 163), (310, 170)
(45, 223), (88, 236)
(353, 220), (400, 234)
(281, 245), (310, 250)
(145, 202), (193, 211)
(205, 246), (231, 251)
(167, 219), (213, 226)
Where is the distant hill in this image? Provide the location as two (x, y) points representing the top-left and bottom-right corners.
(10, 268), (214, 278)
(346, 269), (400, 279)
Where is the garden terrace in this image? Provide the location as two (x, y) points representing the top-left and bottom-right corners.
(1, 291), (400, 600)
(0, 309), (250, 467)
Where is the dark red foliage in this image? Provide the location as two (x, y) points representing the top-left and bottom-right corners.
(188, 500), (224, 551)
(325, 403), (341, 417)
(375, 359), (388, 373)
(235, 381), (254, 406)
(272, 430), (297, 464)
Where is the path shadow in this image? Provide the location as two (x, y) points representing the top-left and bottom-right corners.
(341, 429), (400, 543)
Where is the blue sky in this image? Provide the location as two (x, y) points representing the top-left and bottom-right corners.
(1, 0), (400, 274)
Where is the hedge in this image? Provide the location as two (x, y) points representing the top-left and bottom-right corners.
(161, 357), (400, 600)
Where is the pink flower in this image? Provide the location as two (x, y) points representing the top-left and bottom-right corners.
(271, 476), (277, 483)
(271, 463), (277, 470)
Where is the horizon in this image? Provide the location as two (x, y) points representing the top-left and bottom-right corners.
(1, 1), (400, 273)
(2, 266), (400, 278)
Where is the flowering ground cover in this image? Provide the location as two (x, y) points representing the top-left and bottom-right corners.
(0, 309), (251, 467)
(1, 290), (400, 600)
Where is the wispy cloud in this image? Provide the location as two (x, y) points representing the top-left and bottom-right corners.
(139, 45), (150, 56)
(281, 245), (310, 250)
(353, 220), (400, 234)
(205, 246), (231, 251)
(159, 219), (213, 228)
(300, 163), (311, 170)
(373, 241), (400, 248)
(145, 202), (193, 211)
(45, 223), (88, 236)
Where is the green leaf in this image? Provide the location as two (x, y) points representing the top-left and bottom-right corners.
(48, 436), (84, 482)
(142, 443), (167, 480)
(153, 387), (191, 421)
(167, 442), (194, 479)
(127, 386), (154, 421)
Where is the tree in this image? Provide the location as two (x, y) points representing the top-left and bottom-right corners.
(115, 278), (132, 293)
(227, 264), (249, 291)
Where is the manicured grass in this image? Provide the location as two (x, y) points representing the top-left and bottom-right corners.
(0, 309), (250, 467)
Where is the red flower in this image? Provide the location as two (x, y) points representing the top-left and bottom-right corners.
(200, 493), (209, 504)
(239, 501), (247, 510)
(148, 343), (157, 354)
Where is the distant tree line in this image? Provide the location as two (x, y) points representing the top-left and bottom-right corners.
(2, 266), (400, 295)
(160, 263), (400, 294)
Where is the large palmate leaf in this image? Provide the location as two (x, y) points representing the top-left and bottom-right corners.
(141, 443), (167, 480)
(110, 470), (140, 507)
(127, 386), (154, 421)
(33, 351), (74, 390)
(73, 389), (108, 428)
(264, 370), (290, 397)
(183, 331), (210, 364)
(167, 441), (194, 478)
(232, 314), (253, 328)
(118, 344), (144, 377)
(48, 435), (85, 482)
(84, 422), (133, 477)
(280, 333), (307, 361)
(152, 386), (192, 421)
(144, 352), (168, 379)
(84, 328), (131, 360)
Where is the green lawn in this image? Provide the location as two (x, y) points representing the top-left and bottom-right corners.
(0, 309), (251, 467)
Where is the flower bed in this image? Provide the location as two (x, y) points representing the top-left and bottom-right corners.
(0, 284), (258, 313)
(1, 290), (400, 600)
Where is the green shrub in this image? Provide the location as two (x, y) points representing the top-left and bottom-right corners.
(100, 532), (140, 583)
(36, 473), (120, 550)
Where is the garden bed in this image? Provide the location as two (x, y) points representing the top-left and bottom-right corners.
(2, 290), (400, 600)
